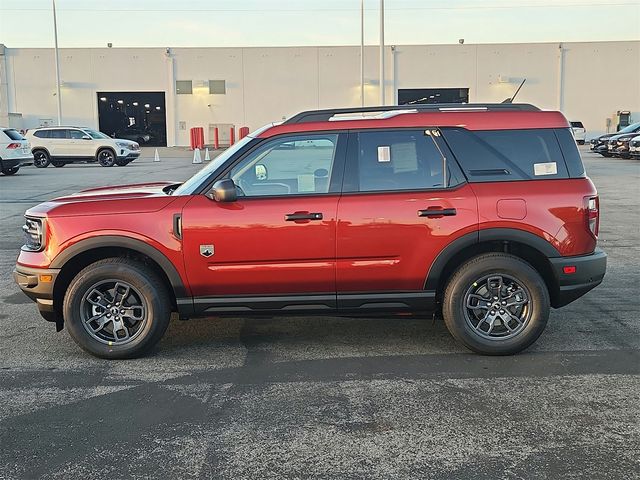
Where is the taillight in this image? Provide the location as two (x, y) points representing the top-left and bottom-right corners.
(586, 196), (599, 238)
(7, 143), (21, 149)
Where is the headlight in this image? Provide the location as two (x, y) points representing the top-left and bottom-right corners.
(116, 142), (130, 148)
(22, 216), (44, 252)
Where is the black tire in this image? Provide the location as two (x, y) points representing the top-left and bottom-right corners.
(33, 150), (51, 168)
(601, 153), (612, 158)
(52, 160), (66, 167)
(442, 253), (550, 355)
(97, 148), (116, 167)
(63, 257), (172, 359)
(577, 140), (585, 145)
(1, 166), (19, 175)
(115, 158), (131, 167)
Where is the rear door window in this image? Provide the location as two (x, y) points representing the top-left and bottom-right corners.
(345, 129), (462, 193)
(68, 129), (86, 139)
(48, 129), (68, 139)
(441, 128), (569, 182)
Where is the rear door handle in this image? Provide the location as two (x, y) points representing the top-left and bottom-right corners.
(418, 208), (457, 217)
(285, 212), (323, 221)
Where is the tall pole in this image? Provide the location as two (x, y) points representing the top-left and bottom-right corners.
(379, 0), (385, 105)
(52, 0), (62, 125)
(360, 0), (365, 107)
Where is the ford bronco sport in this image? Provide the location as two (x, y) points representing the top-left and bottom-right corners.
(14, 104), (607, 359)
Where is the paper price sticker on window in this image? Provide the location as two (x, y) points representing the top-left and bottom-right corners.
(377, 146), (391, 162)
(534, 162), (558, 176)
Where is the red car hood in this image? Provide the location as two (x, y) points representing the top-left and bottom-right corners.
(26, 181), (182, 217)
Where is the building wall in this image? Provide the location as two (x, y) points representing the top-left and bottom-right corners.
(1, 41), (638, 145)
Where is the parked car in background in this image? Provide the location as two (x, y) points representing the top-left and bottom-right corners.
(570, 121), (586, 144)
(115, 126), (153, 145)
(590, 122), (640, 157)
(25, 127), (140, 167)
(13, 103), (606, 359)
(629, 135), (640, 159)
(0, 127), (33, 175)
(607, 132), (636, 158)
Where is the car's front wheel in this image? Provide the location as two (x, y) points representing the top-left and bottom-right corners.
(97, 149), (116, 167)
(115, 158), (132, 166)
(442, 253), (550, 355)
(63, 258), (172, 359)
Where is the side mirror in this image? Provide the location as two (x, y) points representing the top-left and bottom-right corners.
(210, 178), (237, 202)
(255, 164), (267, 181)
(82, 135), (92, 140)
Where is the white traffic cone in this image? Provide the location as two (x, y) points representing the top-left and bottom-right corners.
(192, 148), (203, 164)
(154, 148), (160, 162)
(204, 148), (210, 161)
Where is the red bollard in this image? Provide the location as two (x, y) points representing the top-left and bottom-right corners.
(213, 127), (219, 149)
(229, 127), (235, 146)
(239, 127), (249, 139)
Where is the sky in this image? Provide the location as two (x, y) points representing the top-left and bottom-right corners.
(1, 0), (639, 48)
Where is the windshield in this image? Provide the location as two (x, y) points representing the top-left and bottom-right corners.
(173, 135), (255, 195)
(84, 129), (110, 139)
(619, 122), (640, 133)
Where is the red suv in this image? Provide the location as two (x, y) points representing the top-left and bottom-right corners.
(14, 104), (607, 359)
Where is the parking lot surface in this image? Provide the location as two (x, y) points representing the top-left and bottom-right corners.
(0, 147), (638, 479)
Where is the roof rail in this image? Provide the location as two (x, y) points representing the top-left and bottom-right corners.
(284, 103), (540, 124)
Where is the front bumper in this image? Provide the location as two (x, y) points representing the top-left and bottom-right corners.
(117, 151), (140, 160)
(549, 248), (607, 308)
(590, 144), (608, 154)
(13, 265), (62, 328)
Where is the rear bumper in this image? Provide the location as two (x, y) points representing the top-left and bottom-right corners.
(13, 264), (62, 327)
(1, 156), (33, 169)
(549, 248), (607, 308)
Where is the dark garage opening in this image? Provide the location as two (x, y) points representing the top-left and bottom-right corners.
(97, 92), (167, 146)
(398, 88), (469, 105)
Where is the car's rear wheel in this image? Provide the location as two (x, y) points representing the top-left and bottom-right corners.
(97, 149), (116, 167)
(52, 160), (66, 167)
(33, 150), (50, 168)
(63, 258), (172, 359)
(442, 253), (550, 355)
(1, 166), (19, 175)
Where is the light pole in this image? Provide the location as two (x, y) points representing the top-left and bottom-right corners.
(379, 0), (385, 105)
(360, 0), (365, 107)
(52, 0), (62, 125)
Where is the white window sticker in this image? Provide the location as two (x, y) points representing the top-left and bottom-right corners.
(377, 146), (391, 162)
(534, 162), (558, 176)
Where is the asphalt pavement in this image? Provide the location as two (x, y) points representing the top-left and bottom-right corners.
(0, 146), (638, 479)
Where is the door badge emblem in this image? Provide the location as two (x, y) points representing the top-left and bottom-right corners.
(200, 244), (214, 258)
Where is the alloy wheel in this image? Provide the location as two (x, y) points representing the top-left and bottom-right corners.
(80, 279), (148, 345)
(463, 274), (531, 340)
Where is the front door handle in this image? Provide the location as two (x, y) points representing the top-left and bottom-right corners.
(285, 212), (323, 221)
(418, 207), (457, 217)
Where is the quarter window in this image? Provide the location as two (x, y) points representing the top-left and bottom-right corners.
(352, 130), (447, 192)
(441, 128), (569, 182)
(229, 134), (338, 197)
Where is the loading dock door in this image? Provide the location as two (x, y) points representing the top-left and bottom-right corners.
(398, 88), (469, 105)
(97, 92), (167, 146)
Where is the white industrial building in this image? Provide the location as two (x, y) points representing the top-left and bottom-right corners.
(0, 41), (638, 146)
